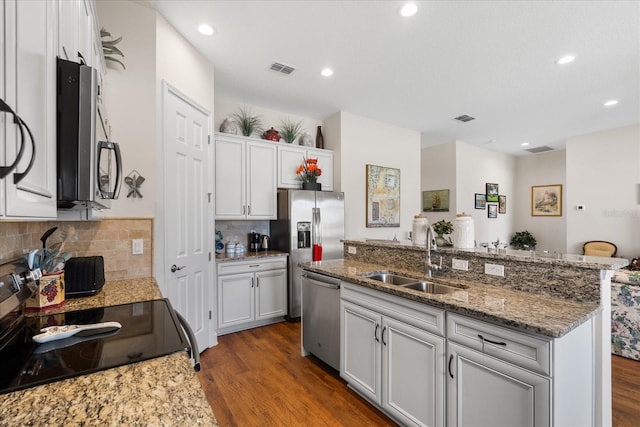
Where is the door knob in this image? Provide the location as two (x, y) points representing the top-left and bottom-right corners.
(170, 264), (186, 273)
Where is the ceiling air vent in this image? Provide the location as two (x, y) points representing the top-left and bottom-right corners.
(524, 146), (554, 153)
(269, 62), (295, 75)
(454, 114), (476, 122)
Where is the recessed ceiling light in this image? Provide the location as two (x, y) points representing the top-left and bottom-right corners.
(521, 142), (530, 147)
(556, 55), (575, 65)
(400, 3), (418, 17)
(198, 24), (215, 36)
(604, 100), (619, 107)
(321, 68), (333, 77)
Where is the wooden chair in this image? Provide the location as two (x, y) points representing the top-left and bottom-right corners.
(583, 240), (617, 257)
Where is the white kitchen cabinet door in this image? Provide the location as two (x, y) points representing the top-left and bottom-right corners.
(58, 0), (78, 61)
(217, 272), (255, 329)
(306, 148), (333, 191)
(447, 341), (550, 427)
(214, 137), (246, 218)
(340, 300), (382, 404)
(383, 317), (445, 427)
(277, 145), (334, 191)
(255, 269), (287, 320)
(246, 140), (276, 219)
(2, 0), (57, 219)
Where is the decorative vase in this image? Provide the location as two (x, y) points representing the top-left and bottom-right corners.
(315, 126), (324, 149)
(302, 182), (321, 191)
(219, 118), (237, 134)
(299, 132), (314, 147)
(263, 127), (280, 142)
(435, 234), (446, 247)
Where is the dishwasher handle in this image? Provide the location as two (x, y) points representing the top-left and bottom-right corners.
(301, 274), (340, 290)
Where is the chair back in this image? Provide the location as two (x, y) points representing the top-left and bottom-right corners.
(583, 240), (617, 257)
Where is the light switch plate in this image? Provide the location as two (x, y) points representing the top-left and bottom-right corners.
(132, 239), (143, 255)
(484, 263), (505, 277)
(348, 246), (357, 254)
(452, 259), (469, 271)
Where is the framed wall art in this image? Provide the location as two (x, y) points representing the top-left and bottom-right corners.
(487, 203), (498, 218)
(366, 164), (400, 227)
(422, 189), (450, 212)
(531, 184), (562, 216)
(486, 183), (499, 202)
(474, 193), (486, 209)
(499, 195), (506, 214)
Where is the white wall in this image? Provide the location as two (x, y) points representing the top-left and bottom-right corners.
(96, 0), (156, 217)
(421, 141), (456, 224)
(214, 96), (320, 142)
(566, 124), (640, 257)
(515, 150), (567, 252)
(455, 142), (515, 247)
(329, 111), (421, 241)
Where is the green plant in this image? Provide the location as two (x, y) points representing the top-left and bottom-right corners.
(510, 230), (537, 250)
(231, 107), (262, 137)
(432, 219), (453, 236)
(101, 28), (125, 70)
(278, 117), (303, 144)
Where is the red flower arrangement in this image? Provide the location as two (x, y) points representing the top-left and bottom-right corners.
(296, 158), (322, 183)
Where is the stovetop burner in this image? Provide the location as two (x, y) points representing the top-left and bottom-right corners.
(0, 299), (189, 394)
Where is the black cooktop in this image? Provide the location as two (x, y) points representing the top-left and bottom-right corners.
(0, 299), (189, 394)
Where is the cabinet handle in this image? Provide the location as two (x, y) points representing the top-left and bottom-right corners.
(242, 205), (246, 215)
(478, 334), (507, 347)
(0, 98), (30, 182)
(249, 264), (260, 268)
(12, 116), (36, 184)
(247, 205), (251, 215)
(374, 324), (379, 342)
(256, 277), (259, 287)
(251, 277), (254, 288)
(448, 354), (454, 378)
(382, 326), (387, 346)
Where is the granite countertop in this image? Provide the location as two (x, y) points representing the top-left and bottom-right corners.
(343, 239), (629, 270)
(303, 259), (599, 338)
(215, 249), (288, 262)
(2, 278), (217, 426)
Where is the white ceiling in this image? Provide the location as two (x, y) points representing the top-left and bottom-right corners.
(149, 0), (640, 156)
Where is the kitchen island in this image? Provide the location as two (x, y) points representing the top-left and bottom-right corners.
(0, 278), (217, 426)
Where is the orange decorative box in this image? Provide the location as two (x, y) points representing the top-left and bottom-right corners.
(25, 271), (65, 311)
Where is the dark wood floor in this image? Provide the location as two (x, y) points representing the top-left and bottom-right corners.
(198, 321), (640, 427)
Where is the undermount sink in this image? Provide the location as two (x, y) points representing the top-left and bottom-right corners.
(402, 282), (460, 294)
(362, 271), (465, 295)
(362, 273), (419, 285)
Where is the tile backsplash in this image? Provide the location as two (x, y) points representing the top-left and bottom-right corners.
(216, 220), (270, 247)
(0, 218), (153, 281)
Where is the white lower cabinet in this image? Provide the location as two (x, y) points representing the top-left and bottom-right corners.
(341, 282), (445, 427)
(217, 257), (287, 335)
(446, 341), (550, 427)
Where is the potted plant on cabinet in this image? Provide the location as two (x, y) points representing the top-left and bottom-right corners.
(279, 117), (303, 144)
(296, 157), (322, 191)
(231, 107), (262, 137)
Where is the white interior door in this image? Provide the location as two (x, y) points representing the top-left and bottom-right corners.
(162, 83), (212, 352)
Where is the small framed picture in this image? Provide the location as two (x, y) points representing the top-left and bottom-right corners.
(487, 203), (498, 218)
(474, 193), (486, 209)
(499, 195), (506, 214)
(486, 183), (499, 202)
(531, 184), (562, 216)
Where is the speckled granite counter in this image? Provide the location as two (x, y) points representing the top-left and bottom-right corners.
(2, 278), (217, 426)
(303, 258), (599, 338)
(215, 249), (287, 262)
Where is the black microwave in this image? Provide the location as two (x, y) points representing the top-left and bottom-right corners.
(56, 57), (121, 210)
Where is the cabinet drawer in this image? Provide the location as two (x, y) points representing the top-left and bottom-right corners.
(217, 257), (287, 275)
(447, 313), (551, 376)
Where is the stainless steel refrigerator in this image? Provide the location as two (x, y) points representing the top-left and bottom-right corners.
(270, 189), (345, 320)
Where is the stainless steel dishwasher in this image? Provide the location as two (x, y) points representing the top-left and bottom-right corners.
(301, 271), (341, 370)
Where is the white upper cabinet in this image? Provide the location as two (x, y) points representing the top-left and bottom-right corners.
(1, 0), (58, 219)
(214, 133), (277, 220)
(277, 144), (334, 191)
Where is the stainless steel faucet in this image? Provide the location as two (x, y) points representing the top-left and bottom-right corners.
(425, 225), (442, 277)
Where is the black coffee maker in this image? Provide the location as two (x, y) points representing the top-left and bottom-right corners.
(249, 232), (261, 251)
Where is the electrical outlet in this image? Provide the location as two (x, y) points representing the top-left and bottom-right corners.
(452, 259), (469, 271)
(348, 246), (357, 254)
(132, 239), (143, 255)
(484, 263), (505, 277)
